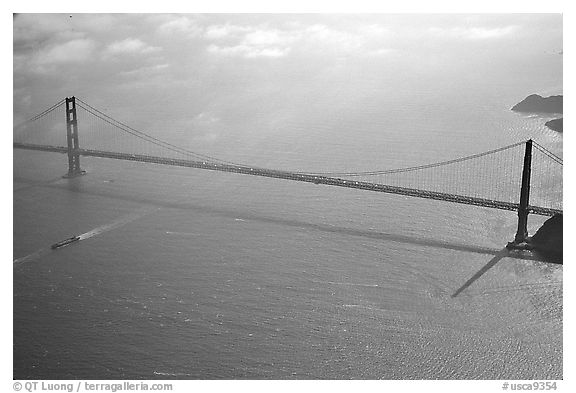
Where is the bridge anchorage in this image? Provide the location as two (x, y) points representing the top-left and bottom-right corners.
(13, 96), (562, 249)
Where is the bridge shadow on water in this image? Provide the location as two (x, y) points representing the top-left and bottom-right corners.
(451, 248), (509, 298)
(15, 177), (560, 291)
(451, 247), (562, 297)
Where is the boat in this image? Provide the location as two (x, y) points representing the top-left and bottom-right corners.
(51, 236), (81, 249)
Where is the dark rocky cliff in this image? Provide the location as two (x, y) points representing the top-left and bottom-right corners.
(511, 94), (563, 114)
(545, 118), (563, 132)
(530, 214), (563, 263)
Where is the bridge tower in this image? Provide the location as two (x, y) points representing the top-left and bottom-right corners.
(512, 139), (533, 245)
(63, 96), (85, 178)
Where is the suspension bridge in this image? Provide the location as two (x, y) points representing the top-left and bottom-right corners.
(13, 96), (563, 245)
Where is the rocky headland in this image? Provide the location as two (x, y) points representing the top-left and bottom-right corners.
(511, 94), (563, 114)
(511, 94), (563, 132)
(529, 214), (563, 263)
(545, 118), (563, 132)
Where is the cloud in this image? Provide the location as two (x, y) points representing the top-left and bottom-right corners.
(204, 24), (252, 40)
(207, 44), (289, 58)
(429, 25), (518, 40)
(103, 38), (161, 57)
(13, 14), (120, 53)
(119, 63), (170, 78)
(304, 24), (365, 50)
(14, 14), (73, 44)
(157, 15), (202, 37)
(203, 22), (391, 59)
(241, 29), (296, 47)
(36, 38), (97, 65)
(204, 24), (296, 58)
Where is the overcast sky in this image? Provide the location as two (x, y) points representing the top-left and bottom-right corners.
(13, 13), (562, 145)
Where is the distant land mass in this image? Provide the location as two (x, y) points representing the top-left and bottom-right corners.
(511, 94), (563, 114)
(545, 118), (563, 132)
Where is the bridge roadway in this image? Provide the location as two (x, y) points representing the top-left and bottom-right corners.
(14, 142), (561, 217)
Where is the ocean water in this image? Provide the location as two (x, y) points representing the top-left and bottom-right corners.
(13, 51), (562, 379)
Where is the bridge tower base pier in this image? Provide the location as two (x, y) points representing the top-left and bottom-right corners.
(62, 96), (86, 178)
(62, 171), (86, 179)
(507, 139), (532, 248)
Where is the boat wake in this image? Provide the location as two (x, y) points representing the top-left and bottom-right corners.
(13, 207), (155, 266)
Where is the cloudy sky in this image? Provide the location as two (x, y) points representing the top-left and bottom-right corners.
(13, 13), (562, 156)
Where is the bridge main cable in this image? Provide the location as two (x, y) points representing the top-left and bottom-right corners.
(532, 141), (563, 165)
(72, 99), (555, 183)
(13, 98), (66, 129)
(76, 98), (257, 168)
(299, 141), (526, 177)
